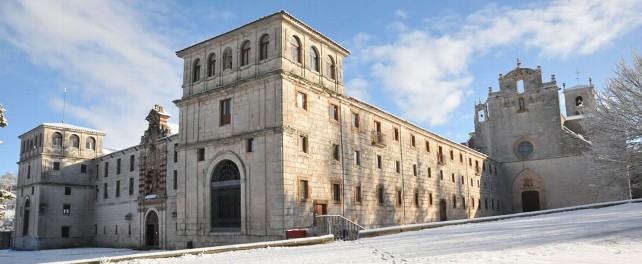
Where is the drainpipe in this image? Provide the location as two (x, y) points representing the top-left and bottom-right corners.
(400, 125), (405, 225)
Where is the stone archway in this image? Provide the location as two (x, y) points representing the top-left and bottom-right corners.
(22, 198), (30, 236)
(513, 170), (546, 212)
(145, 211), (159, 247)
(211, 159), (241, 231)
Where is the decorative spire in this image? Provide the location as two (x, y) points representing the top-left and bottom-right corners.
(516, 58), (521, 68)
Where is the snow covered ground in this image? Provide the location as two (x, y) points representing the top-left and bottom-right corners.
(2, 202), (642, 264)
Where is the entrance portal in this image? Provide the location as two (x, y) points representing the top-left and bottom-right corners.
(439, 199), (447, 221)
(145, 211), (159, 247)
(314, 202), (327, 216)
(521, 191), (540, 212)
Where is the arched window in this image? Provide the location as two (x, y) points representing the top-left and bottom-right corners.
(207, 53), (216, 77)
(326, 55), (336, 80)
(259, 34), (269, 60)
(575, 96), (583, 106)
(52, 132), (62, 147)
(310, 47), (319, 72)
(70, 134), (79, 149)
(290, 36), (301, 63)
(22, 199), (30, 236)
(240, 41), (250, 66)
(192, 58), (201, 82)
(211, 160), (241, 231)
(86, 137), (96, 150)
(223, 48), (233, 70)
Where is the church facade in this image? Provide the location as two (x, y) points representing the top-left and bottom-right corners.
(12, 11), (627, 250)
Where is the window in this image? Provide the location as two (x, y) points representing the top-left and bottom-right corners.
(396, 190), (402, 206)
(51, 132), (63, 147)
(332, 183), (341, 202)
(174, 144), (178, 163)
(53, 162), (60, 171)
(451, 173), (455, 182)
(95, 185), (98, 200)
(240, 41), (250, 66)
(460, 153), (463, 163)
(63, 204), (71, 215)
(223, 48), (233, 70)
(70, 134), (79, 148)
(332, 144), (340, 161)
(440, 170), (444, 180)
(376, 155), (382, 169)
(27, 165), (31, 179)
(413, 164), (417, 176)
(95, 165), (99, 179)
(472, 198), (476, 208)
(299, 135), (308, 153)
(64, 187), (71, 196)
(246, 138), (255, 152)
(197, 148), (205, 161)
(129, 155), (135, 171)
(355, 185), (362, 203)
(116, 180), (120, 197)
(425, 140), (430, 152)
(354, 150), (361, 166)
(517, 141), (534, 158)
(310, 47), (319, 72)
(377, 185), (385, 205)
(290, 36), (301, 63)
(192, 58), (201, 82)
(450, 150), (454, 160)
(485, 198), (488, 210)
(429, 193), (433, 205)
(326, 55), (335, 79)
(298, 180), (309, 202)
(296, 92), (308, 110)
(453, 194), (457, 208)
(207, 53), (216, 77)
(461, 176), (464, 185)
(414, 191), (419, 206)
(104, 162), (108, 177)
(220, 98), (232, 126)
(259, 34), (269, 60)
(80, 164), (87, 173)
(351, 113), (359, 128)
(103, 183), (108, 199)
(575, 96), (583, 106)
(410, 134), (416, 147)
(173, 170), (178, 190)
(86, 137), (96, 150)
(427, 167), (432, 178)
(462, 196), (466, 208)
(329, 104), (339, 121)
(395, 160), (400, 173)
(129, 177), (134, 195)
(61, 226), (70, 238)
(393, 128), (399, 141)
(116, 158), (121, 175)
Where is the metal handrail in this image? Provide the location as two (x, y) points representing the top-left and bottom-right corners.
(312, 215), (365, 241)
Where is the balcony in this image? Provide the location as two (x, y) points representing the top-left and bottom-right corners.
(371, 131), (386, 147)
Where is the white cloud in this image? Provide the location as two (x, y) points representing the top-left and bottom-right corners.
(394, 10), (407, 19)
(360, 0), (642, 126)
(346, 77), (371, 101)
(0, 0), (182, 149)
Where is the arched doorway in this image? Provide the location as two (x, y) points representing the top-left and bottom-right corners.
(145, 211), (159, 247)
(22, 199), (30, 236)
(522, 191), (540, 212)
(211, 160), (241, 231)
(513, 170), (546, 213)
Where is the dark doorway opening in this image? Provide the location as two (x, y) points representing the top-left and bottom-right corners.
(439, 199), (447, 221)
(314, 202), (328, 216)
(22, 199), (30, 236)
(145, 211), (159, 247)
(521, 191), (540, 212)
(211, 160), (241, 231)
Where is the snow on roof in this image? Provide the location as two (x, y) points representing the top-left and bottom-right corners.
(566, 84), (592, 90)
(42, 123), (105, 134)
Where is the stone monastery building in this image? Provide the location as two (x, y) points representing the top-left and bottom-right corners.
(13, 11), (628, 250)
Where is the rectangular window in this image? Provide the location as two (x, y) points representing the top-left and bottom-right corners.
(355, 185), (362, 203)
(462, 196), (466, 208)
(298, 180), (309, 202)
(173, 170), (178, 190)
(377, 186), (385, 205)
(485, 198), (488, 210)
(354, 150), (361, 166)
(429, 193), (433, 205)
(453, 194), (457, 208)
(395, 161), (400, 173)
(64, 186), (71, 195)
(450, 150), (454, 160)
(61, 226), (70, 238)
(461, 176), (464, 185)
(53, 161), (60, 171)
(128, 224), (131, 236)
(130, 155), (135, 171)
(95, 164), (99, 179)
(440, 170), (444, 180)
(220, 98), (232, 126)
(351, 112), (360, 128)
(428, 167), (432, 178)
(414, 191), (419, 206)
(329, 103), (339, 121)
(460, 153), (463, 163)
(63, 204), (71, 215)
(95, 185), (98, 200)
(396, 190), (402, 206)
(104, 162), (109, 177)
(394, 128), (399, 141)
(246, 138), (255, 152)
(80, 164), (87, 173)
(332, 144), (340, 161)
(197, 148), (205, 161)
(174, 144), (178, 163)
(472, 198), (476, 208)
(299, 135), (308, 153)
(413, 164), (417, 176)
(296, 91), (308, 110)
(103, 183), (108, 199)
(332, 183), (341, 202)
(116, 158), (121, 175)
(129, 177), (134, 195)
(376, 155), (382, 169)
(27, 165), (31, 179)
(451, 173), (455, 182)
(437, 146), (444, 164)
(116, 180), (121, 197)
(410, 134), (416, 148)
(425, 140), (430, 152)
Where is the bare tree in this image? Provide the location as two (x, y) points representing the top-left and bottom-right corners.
(582, 52), (642, 198)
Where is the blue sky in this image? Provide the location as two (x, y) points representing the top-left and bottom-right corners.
(0, 0), (640, 175)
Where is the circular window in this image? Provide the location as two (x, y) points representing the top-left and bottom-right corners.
(517, 141), (534, 158)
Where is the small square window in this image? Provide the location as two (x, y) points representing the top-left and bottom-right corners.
(53, 162), (60, 171)
(332, 183), (341, 202)
(351, 113), (360, 128)
(297, 91), (308, 110)
(63, 204), (71, 215)
(298, 180), (309, 202)
(246, 138), (255, 152)
(197, 148), (205, 161)
(61, 226), (70, 238)
(80, 164), (87, 173)
(64, 187), (71, 196)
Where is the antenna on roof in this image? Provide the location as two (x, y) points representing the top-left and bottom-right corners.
(575, 69), (580, 85)
(62, 85), (67, 123)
